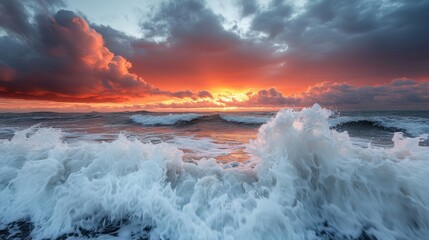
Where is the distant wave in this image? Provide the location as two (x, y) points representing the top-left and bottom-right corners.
(130, 113), (202, 126)
(220, 114), (271, 124)
(331, 119), (405, 132)
(130, 113), (270, 126)
(330, 116), (429, 136)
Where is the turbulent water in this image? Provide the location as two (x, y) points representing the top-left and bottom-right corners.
(0, 105), (428, 240)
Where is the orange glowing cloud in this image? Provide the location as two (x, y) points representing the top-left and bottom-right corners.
(0, 7), (212, 104)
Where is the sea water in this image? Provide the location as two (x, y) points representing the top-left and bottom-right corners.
(0, 105), (428, 239)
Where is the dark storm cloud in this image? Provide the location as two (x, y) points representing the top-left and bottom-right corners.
(248, 0), (429, 84)
(0, 0), (64, 37)
(251, 0), (294, 39)
(0, 7), (152, 100)
(148, 0), (249, 51)
(141, 0), (239, 50)
(0, 0), (212, 102)
(0, 0), (32, 37)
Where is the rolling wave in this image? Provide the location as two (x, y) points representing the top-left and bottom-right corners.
(130, 113), (271, 126)
(330, 116), (429, 136)
(130, 113), (202, 126)
(331, 119), (405, 132)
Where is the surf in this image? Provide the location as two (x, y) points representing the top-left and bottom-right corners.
(0, 105), (428, 239)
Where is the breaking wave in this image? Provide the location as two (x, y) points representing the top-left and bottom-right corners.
(130, 113), (202, 126)
(1, 105), (428, 239)
(330, 116), (429, 136)
(331, 119), (405, 133)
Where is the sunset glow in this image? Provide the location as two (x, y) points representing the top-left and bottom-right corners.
(0, 0), (428, 111)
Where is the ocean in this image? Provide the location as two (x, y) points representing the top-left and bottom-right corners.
(0, 105), (428, 239)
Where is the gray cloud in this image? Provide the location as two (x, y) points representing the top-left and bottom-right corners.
(232, 79), (429, 109)
(97, 0), (429, 92)
(146, 79), (429, 110)
(247, 0), (429, 84)
(117, 0), (284, 88)
(244, 88), (300, 106)
(0, 1), (213, 102)
(0, 0), (32, 37)
(300, 79), (429, 109)
(238, 0), (258, 17)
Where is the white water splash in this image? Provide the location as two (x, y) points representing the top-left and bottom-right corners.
(1, 105), (428, 239)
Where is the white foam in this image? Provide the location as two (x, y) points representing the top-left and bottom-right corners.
(378, 116), (429, 136)
(220, 115), (271, 124)
(1, 105), (428, 240)
(166, 136), (239, 160)
(249, 105), (429, 239)
(130, 113), (201, 126)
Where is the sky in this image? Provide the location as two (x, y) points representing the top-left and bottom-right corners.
(0, 0), (428, 112)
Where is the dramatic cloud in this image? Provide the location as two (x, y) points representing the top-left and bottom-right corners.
(92, 0), (429, 93)
(226, 79), (429, 109)
(0, 0), (212, 102)
(95, 0), (285, 90)
(248, 0), (429, 86)
(136, 79), (429, 110)
(0, 0), (33, 37)
(300, 79), (429, 109)
(1, 0), (428, 110)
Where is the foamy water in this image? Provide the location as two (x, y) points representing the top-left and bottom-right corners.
(0, 106), (429, 239)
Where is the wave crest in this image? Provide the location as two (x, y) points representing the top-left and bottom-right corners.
(330, 115), (429, 136)
(130, 113), (202, 126)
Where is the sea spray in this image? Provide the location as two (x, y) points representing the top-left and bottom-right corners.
(0, 105), (428, 239)
(249, 104), (429, 239)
